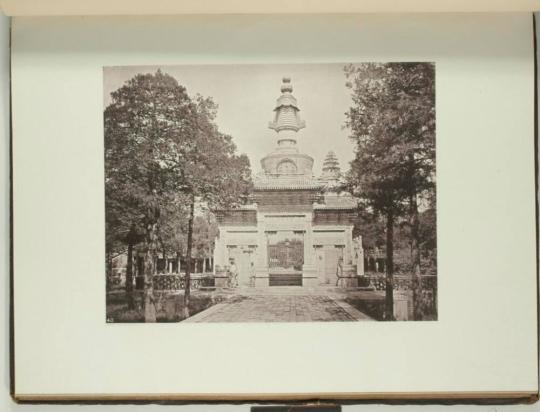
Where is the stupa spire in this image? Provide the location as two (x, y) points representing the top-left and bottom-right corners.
(268, 77), (306, 150)
(321, 150), (341, 183)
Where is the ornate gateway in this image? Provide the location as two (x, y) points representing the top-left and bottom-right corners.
(214, 77), (361, 287)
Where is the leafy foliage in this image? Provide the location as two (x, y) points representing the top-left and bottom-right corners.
(344, 62), (436, 320)
(105, 70), (195, 260)
(104, 70), (252, 318)
(345, 62), (435, 213)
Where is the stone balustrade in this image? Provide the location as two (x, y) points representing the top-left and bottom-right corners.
(366, 274), (437, 291)
(135, 274), (222, 292)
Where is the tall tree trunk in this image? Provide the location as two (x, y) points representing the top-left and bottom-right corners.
(106, 252), (113, 292)
(161, 249), (165, 274)
(183, 193), (195, 319)
(385, 210), (395, 321)
(409, 193), (422, 320)
(143, 220), (158, 321)
(126, 242), (134, 309)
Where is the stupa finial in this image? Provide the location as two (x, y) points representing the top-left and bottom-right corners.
(281, 77), (293, 93)
(269, 76), (306, 143)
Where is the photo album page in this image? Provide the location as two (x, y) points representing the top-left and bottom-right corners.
(9, 10), (538, 401)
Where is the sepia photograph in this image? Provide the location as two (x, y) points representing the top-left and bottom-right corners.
(104, 63), (436, 323)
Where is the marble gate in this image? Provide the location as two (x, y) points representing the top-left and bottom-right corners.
(214, 77), (362, 287)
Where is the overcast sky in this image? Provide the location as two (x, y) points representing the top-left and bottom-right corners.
(103, 63), (356, 176)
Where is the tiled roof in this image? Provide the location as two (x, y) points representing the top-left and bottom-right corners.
(254, 177), (323, 190)
(254, 172), (321, 189)
(313, 204), (357, 210)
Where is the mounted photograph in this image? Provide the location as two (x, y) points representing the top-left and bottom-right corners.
(104, 63), (436, 323)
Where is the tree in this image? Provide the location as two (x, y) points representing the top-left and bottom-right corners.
(105, 171), (142, 297)
(160, 208), (219, 273)
(179, 96), (252, 318)
(192, 214), (219, 271)
(157, 194), (191, 271)
(105, 70), (196, 319)
(105, 71), (252, 321)
(345, 62), (436, 320)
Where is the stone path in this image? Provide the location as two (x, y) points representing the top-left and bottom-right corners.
(183, 294), (373, 323)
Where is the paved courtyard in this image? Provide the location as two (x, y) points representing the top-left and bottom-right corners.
(183, 290), (374, 322)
